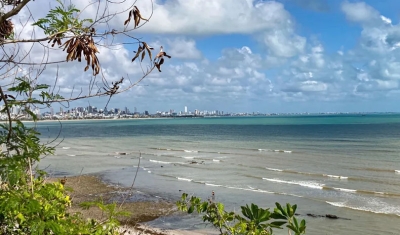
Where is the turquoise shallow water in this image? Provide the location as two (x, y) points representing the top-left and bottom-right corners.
(37, 114), (400, 235)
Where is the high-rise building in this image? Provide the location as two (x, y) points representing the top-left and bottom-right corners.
(184, 106), (187, 113)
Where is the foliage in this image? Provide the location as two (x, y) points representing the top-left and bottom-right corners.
(0, 102), (127, 234)
(32, 0), (93, 36)
(0, 1), (139, 234)
(177, 193), (306, 235)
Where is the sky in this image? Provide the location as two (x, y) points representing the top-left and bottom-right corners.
(6, 0), (400, 113)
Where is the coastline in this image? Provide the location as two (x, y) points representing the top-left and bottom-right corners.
(21, 117), (173, 123)
(49, 175), (210, 235)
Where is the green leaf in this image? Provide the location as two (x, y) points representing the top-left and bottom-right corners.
(270, 221), (286, 227)
(188, 205), (194, 214)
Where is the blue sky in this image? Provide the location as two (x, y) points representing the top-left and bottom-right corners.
(20, 1), (400, 113)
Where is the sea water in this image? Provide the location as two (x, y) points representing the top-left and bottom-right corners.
(37, 114), (400, 235)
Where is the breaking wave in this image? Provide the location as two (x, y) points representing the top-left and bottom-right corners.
(262, 178), (324, 190)
(273, 150), (292, 153)
(149, 159), (186, 165)
(326, 201), (400, 216)
(265, 167), (283, 172)
(177, 177), (192, 182)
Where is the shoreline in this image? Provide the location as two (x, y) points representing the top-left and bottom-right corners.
(21, 117), (173, 123)
(49, 174), (209, 235)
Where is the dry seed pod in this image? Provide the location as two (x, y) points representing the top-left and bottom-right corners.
(131, 44), (144, 62)
(142, 42), (154, 60)
(0, 20), (14, 40)
(124, 6), (147, 28)
(153, 46), (171, 72)
(141, 50), (146, 62)
(61, 33), (100, 75)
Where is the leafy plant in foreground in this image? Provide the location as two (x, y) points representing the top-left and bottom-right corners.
(177, 193), (306, 235)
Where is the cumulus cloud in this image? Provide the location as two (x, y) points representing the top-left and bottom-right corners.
(165, 37), (202, 59)
(131, 0), (291, 35)
(342, 1), (379, 23)
(4, 0), (400, 112)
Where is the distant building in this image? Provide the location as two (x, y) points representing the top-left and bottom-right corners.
(184, 106), (187, 113)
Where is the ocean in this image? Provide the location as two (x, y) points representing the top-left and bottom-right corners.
(37, 114), (400, 235)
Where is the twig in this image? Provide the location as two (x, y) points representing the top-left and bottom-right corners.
(28, 157), (34, 194)
(119, 151), (141, 209)
(0, 86), (13, 143)
(78, 167), (84, 183)
(0, 0), (31, 23)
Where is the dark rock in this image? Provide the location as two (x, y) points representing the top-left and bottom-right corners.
(326, 214), (338, 219)
(307, 213), (318, 217)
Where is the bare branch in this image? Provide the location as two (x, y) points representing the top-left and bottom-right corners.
(0, 0), (31, 23)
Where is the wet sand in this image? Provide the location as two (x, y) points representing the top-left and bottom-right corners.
(48, 175), (209, 235)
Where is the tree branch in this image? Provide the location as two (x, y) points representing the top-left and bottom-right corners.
(0, 0), (31, 23)
(0, 86), (13, 144)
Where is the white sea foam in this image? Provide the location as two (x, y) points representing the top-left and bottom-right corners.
(62, 147), (70, 149)
(183, 156), (194, 159)
(184, 150), (198, 153)
(273, 150), (292, 153)
(205, 183), (223, 187)
(266, 167), (283, 172)
(262, 178), (324, 190)
(395, 170), (400, 174)
(213, 159), (221, 162)
(324, 174), (348, 180)
(148, 171), (151, 173)
(149, 159), (172, 164)
(326, 201), (400, 216)
(258, 149), (269, 151)
(333, 187), (357, 193)
(225, 186), (274, 194)
(177, 177), (192, 182)
(280, 193), (303, 198)
(67, 154), (76, 157)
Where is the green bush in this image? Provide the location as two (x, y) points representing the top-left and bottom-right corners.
(177, 193), (306, 235)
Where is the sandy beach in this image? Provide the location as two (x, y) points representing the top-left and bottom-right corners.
(49, 175), (213, 235)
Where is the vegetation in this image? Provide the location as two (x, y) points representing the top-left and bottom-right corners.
(0, 0), (161, 234)
(177, 193), (306, 235)
(0, 1), (307, 234)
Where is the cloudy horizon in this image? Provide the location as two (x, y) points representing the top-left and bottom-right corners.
(6, 0), (400, 113)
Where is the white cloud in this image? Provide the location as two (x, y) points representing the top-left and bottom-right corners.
(165, 37), (202, 59)
(261, 29), (306, 57)
(341, 1), (380, 24)
(131, 0), (291, 35)
(4, 0), (400, 112)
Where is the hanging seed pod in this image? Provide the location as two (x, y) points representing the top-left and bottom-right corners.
(0, 20), (14, 40)
(61, 32), (100, 75)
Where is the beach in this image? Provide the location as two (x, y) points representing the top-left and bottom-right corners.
(37, 115), (400, 235)
(49, 175), (215, 235)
